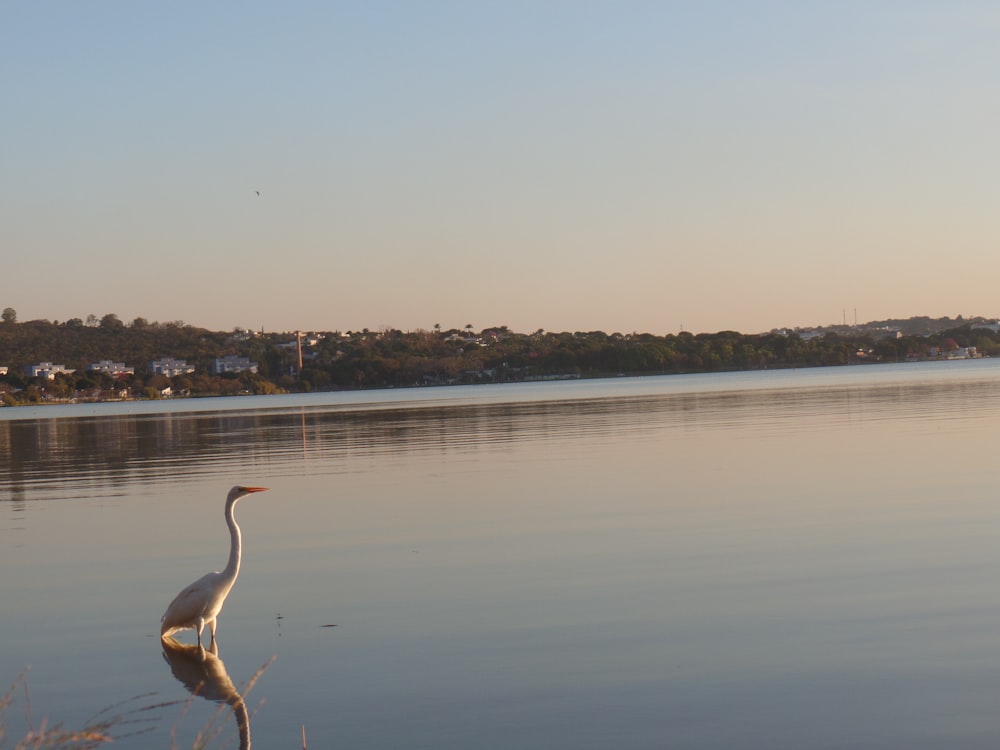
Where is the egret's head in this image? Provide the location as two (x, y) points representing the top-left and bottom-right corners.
(228, 485), (270, 502)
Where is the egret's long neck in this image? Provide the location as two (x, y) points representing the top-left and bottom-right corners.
(221, 498), (243, 583)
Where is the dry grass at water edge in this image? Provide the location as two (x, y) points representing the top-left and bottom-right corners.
(0, 670), (164, 749)
(1, 659), (291, 750)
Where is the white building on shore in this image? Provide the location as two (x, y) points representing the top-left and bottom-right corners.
(148, 358), (195, 377)
(211, 355), (258, 375)
(86, 360), (135, 377)
(25, 362), (73, 380)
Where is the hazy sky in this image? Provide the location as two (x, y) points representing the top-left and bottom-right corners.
(4, 2), (999, 335)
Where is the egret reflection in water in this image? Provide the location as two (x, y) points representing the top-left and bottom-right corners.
(160, 636), (267, 750)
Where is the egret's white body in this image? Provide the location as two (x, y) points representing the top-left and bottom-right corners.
(161, 485), (269, 646)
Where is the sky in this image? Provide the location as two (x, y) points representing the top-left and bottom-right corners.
(4, 2), (1000, 335)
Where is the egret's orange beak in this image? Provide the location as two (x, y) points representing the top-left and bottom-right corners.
(240, 486), (269, 493)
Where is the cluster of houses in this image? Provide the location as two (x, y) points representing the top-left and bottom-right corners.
(13, 356), (259, 381)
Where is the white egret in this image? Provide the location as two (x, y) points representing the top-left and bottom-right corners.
(161, 485), (269, 646)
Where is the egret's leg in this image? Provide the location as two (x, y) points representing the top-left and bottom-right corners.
(208, 618), (217, 646)
(195, 616), (206, 646)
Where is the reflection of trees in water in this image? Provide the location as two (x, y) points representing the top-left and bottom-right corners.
(0, 412), (277, 503)
(0, 400), (644, 494)
(5, 375), (997, 505)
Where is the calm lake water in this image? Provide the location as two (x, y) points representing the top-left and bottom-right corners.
(4, 361), (1000, 749)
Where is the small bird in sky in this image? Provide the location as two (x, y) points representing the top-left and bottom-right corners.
(256, 191), (260, 197)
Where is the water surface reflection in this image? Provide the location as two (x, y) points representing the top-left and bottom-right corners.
(5, 366), (1000, 748)
(4, 370), (1000, 505)
(161, 637), (256, 750)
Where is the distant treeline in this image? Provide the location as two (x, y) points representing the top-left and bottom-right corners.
(0, 313), (998, 403)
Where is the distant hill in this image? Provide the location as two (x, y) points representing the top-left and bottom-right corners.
(2, 313), (999, 405)
(795, 315), (994, 337)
